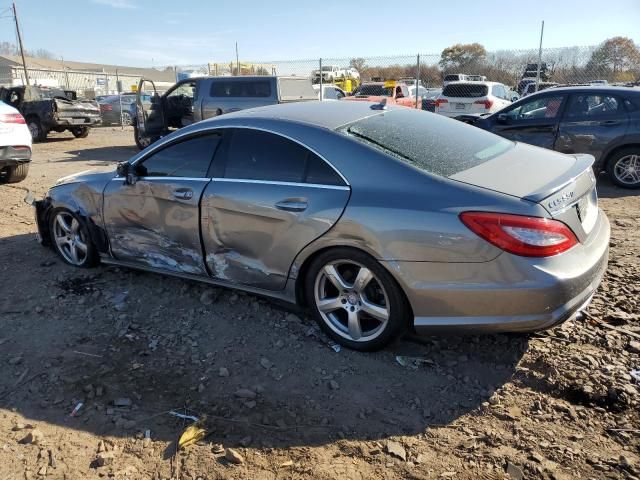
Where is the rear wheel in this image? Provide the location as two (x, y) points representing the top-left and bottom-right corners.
(121, 112), (132, 125)
(607, 148), (640, 189)
(71, 127), (90, 138)
(3, 163), (30, 183)
(305, 248), (410, 351)
(49, 209), (98, 267)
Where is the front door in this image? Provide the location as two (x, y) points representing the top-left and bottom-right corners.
(136, 79), (163, 145)
(555, 92), (629, 163)
(201, 128), (350, 290)
(490, 93), (566, 149)
(103, 133), (221, 275)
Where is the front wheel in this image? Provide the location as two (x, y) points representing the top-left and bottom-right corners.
(607, 148), (640, 189)
(27, 118), (46, 142)
(71, 127), (90, 138)
(305, 248), (410, 351)
(49, 209), (98, 267)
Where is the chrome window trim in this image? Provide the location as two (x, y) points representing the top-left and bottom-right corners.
(130, 124), (350, 187)
(212, 177), (350, 191)
(111, 176), (210, 182)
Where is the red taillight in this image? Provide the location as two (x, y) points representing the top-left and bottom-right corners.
(100, 104), (113, 112)
(435, 98), (448, 108)
(0, 113), (26, 124)
(459, 212), (578, 257)
(473, 99), (493, 109)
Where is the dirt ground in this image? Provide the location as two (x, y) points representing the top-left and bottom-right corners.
(0, 127), (638, 480)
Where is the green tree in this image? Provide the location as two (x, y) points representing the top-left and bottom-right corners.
(439, 43), (487, 72)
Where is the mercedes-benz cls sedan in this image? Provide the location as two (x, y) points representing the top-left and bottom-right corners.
(31, 101), (610, 351)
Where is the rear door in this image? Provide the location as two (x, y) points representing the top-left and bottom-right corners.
(488, 93), (567, 149)
(201, 128), (350, 290)
(555, 92), (629, 163)
(103, 133), (221, 274)
(136, 79), (164, 140)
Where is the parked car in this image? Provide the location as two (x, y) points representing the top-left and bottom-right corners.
(443, 74), (469, 85)
(31, 101), (609, 351)
(99, 94), (145, 125)
(312, 65), (348, 82)
(0, 100), (31, 183)
(507, 88), (520, 102)
(522, 82), (559, 97)
(0, 86), (101, 142)
(343, 82), (419, 108)
(467, 75), (487, 82)
(313, 84), (346, 100)
(134, 76), (317, 149)
(409, 86), (441, 111)
(590, 80), (609, 86)
(435, 81), (512, 117)
(470, 86), (640, 188)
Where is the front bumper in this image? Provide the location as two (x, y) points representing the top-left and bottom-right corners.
(384, 209), (610, 334)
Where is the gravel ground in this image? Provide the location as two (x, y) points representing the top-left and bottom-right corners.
(0, 127), (638, 480)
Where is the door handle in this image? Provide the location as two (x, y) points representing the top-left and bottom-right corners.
(172, 189), (193, 200)
(275, 199), (308, 212)
(601, 120), (621, 126)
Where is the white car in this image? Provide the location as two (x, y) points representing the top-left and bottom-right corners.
(312, 84), (346, 101)
(313, 65), (347, 82)
(434, 81), (512, 117)
(0, 100), (32, 183)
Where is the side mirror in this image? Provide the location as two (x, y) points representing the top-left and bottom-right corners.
(497, 113), (508, 124)
(116, 162), (137, 185)
(116, 161), (129, 177)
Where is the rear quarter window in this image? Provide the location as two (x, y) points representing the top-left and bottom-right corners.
(340, 109), (513, 177)
(210, 80), (272, 98)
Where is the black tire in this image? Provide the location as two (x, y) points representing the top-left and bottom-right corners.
(606, 147), (640, 189)
(304, 247), (411, 351)
(71, 127), (90, 138)
(27, 117), (46, 142)
(121, 112), (132, 125)
(48, 208), (99, 268)
(4, 163), (30, 183)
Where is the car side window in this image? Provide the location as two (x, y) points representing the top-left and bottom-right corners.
(565, 94), (623, 119)
(323, 88), (338, 100)
(334, 88), (345, 100)
(135, 134), (220, 178)
(224, 129), (344, 185)
(504, 95), (564, 121)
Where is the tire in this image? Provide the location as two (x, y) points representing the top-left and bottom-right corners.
(121, 112), (132, 125)
(49, 209), (99, 268)
(606, 147), (640, 189)
(305, 248), (410, 351)
(71, 127), (90, 138)
(27, 117), (46, 142)
(4, 162), (30, 183)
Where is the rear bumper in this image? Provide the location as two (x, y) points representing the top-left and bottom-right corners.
(384, 210), (610, 334)
(0, 145), (31, 167)
(53, 115), (101, 127)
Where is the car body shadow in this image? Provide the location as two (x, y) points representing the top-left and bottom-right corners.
(0, 232), (527, 450)
(595, 174), (639, 199)
(59, 146), (138, 164)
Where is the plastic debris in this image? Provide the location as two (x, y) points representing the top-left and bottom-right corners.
(328, 341), (341, 353)
(395, 355), (435, 369)
(178, 420), (207, 450)
(69, 402), (83, 417)
(631, 370), (640, 382)
(169, 410), (199, 422)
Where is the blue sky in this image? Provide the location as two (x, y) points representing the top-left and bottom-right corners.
(1, 0), (639, 67)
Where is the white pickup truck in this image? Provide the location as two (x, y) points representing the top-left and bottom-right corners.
(313, 65), (349, 82)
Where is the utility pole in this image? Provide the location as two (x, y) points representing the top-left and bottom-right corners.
(13, 2), (30, 86)
(235, 42), (240, 76)
(534, 20), (544, 92)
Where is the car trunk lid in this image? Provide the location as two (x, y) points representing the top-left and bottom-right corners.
(450, 143), (598, 242)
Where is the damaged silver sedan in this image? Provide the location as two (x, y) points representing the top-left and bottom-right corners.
(32, 101), (610, 350)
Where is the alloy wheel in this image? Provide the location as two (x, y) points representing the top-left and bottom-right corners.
(52, 212), (89, 265)
(613, 154), (640, 186)
(314, 260), (389, 342)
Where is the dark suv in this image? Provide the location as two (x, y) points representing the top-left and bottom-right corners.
(472, 86), (640, 188)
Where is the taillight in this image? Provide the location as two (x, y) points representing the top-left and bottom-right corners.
(100, 104), (113, 112)
(435, 98), (448, 108)
(0, 113), (26, 124)
(459, 212), (578, 257)
(473, 99), (493, 109)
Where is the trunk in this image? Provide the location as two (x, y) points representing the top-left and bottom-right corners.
(54, 98), (100, 122)
(450, 143), (598, 242)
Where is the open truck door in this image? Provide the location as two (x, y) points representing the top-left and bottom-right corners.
(134, 79), (164, 150)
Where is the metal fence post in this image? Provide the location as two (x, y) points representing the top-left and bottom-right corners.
(319, 58), (323, 101)
(415, 54), (420, 109)
(535, 20), (544, 92)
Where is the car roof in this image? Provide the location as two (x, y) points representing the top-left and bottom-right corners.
(444, 81), (502, 86)
(201, 100), (394, 130)
(526, 85), (640, 95)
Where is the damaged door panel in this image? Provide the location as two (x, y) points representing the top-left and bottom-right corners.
(103, 133), (221, 274)
(200, 128), (350, 290)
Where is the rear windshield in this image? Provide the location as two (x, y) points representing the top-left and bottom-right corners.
(354, 85), (393, 97)
(442, 83), (488, 98)
(278, 77), (317, 101)
(210, 80), (271, 98)
(339, 109), (513, 177)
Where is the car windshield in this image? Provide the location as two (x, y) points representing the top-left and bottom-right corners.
(39, 88), (69, 99)
(339, 109), (513, 177)
(442, 83), (488, 98)
(354, 85), (393, 96)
